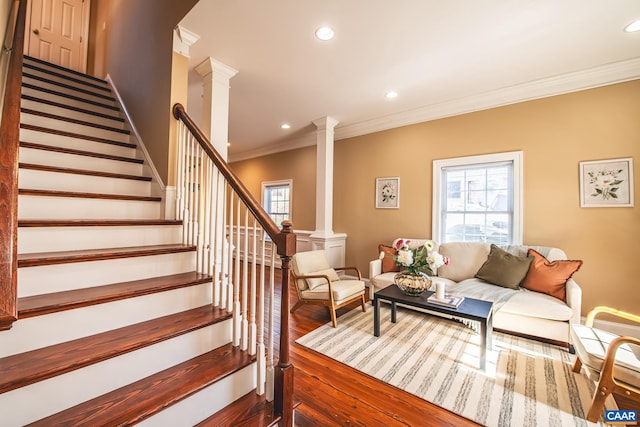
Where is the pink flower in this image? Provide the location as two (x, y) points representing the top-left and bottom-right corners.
(395, 239), (411, 250)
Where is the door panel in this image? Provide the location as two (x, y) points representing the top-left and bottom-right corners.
(27, 0), (89, 72)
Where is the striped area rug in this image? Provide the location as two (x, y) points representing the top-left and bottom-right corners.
(296, 306), (617, 427)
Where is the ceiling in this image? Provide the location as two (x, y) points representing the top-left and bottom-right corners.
(180, 1), (640, 162)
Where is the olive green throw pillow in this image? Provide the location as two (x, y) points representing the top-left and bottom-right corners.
(475, 244), (533, 289)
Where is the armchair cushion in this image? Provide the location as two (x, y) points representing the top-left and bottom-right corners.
(301, 279), (365, 302)
(521, 248), (582, 302)
(306, 268), (340, 290)
(475, 244), (533, 289)
(571, 324), (640, 386)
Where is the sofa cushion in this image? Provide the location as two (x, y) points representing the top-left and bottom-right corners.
(301, 279), (365, 302)
(437, 242), (490, 282)
(499, 289), (573, 321)
(475, 245), (533, 289)
(521, 249), (582, 302)
(305, 268), (340, 290)
(378, 244), (400, 273)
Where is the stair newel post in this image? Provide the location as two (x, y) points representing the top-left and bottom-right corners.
(256, 228), (267, 395)
(274, 221), (296, 426)
(249, 218), (258, 356)
(233, 197), (242, 346)
(266, 247), (276, 401)
(241, 208), (249, 351)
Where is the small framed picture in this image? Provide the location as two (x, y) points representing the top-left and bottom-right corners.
(579, 158), (634, 208)
(375, 177), (400, 209)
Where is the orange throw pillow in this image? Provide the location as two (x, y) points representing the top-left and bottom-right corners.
(521, 249), (582, 302)
(378, 245), (400, 273)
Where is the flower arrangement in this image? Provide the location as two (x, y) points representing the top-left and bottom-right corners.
(394, 239), (450, 276)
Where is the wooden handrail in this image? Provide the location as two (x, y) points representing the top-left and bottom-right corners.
(173, 103), (296, 425)
(0, 0), (26, 331)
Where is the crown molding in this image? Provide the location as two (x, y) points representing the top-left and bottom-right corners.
(229, 58), (640, 162)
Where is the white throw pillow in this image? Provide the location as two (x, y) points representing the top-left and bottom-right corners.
(306, 268), (340, 290)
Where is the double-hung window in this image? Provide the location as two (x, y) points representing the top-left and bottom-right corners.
(262, 180), (292, 227)
(433, 151), (523, 245)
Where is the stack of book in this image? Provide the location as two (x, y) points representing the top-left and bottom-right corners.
(427, 293), (464, 308)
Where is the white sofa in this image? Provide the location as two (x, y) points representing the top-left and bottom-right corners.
(369, 239), (582, 348)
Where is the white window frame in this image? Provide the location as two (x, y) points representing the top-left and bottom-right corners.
(261, 179), (293, 227)
(432, 151), (523, 245)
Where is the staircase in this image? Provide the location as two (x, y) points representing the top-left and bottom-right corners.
(0, 56), (260, 426)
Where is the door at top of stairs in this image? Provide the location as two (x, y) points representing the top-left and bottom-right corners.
(25, 0), (91, 73)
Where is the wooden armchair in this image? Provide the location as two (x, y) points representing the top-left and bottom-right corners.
(570, 306), (640, 422)
(290, 250), (367, 327)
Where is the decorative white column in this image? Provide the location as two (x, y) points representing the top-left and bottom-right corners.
(194, 57), (238, 159)
(310, 117), (347, 268)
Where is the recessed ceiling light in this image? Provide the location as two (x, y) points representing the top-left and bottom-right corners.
(624, 19), (640, 32)
(281, 123), (291, 129)
(315, 26), (334, 41)
(385, 91), (398, 99)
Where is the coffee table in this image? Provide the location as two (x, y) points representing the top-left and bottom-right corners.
(373, 285), (494, 371)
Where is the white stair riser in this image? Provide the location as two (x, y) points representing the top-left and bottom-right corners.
(22, 86), (119, 117)
(18, 169), (151, 199)
(139, 364), (257, 427)
(19, 147), (144, 176)
(18, 252), (196, 297)
(18, 195), (161, 220)
(20, 128), (136, 158)
(0, 320), (232, 426)
(22, 76), (117, 108)
(22, 66), (110, 92)
(1, 282), (213, 358)
(23, 60), (110, 89)
(21, 98), (125, 129)
(21, 112), (132, 144)
(18, 224), (180, 253)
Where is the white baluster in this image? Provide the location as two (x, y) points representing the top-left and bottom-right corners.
(249, 219), (257, 356)
(266, 248), (276, 402)
(257, 228), (266, 395)
(233, 198), (242, 347)
(241, 209), (249, 351)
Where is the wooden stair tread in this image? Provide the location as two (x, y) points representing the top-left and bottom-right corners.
(18, 219), (181, 227)
(24, 55), (108, 84)
(22, 82), (120, 111)
(21, 108), (130, 134)
(196, 391), (281, 427)
(20, 141), (144, 164)
(26, 344), (254, 426)
(21, 94), (125, 123)
(18, 188), (161, 202)
(23, 62), (111, 93)
(0, 305), (231, 395)
(20, 123), (136, 149)
(19, 162), (151, 181)
(18, 243), (195, 267)
(22, 71), (116, 101)
(18, 271), (210, 318)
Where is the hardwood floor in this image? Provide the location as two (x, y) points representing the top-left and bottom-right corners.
(276, 269), (480, 426)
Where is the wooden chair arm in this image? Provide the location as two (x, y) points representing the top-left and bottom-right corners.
(585, 306), (640, 327)
(599, 335), (640, 386)
(335, 266), (362, 280)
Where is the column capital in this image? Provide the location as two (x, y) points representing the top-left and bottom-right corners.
(312, 116), (339, 131)
(195, 57), (239, 81)
(173, 25), (200, 57)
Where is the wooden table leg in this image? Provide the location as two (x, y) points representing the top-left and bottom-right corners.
(391, 301), (397, 323)
(374, 295), (380, 337)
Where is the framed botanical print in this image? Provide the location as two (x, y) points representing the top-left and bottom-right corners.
(579, 158), (634, 207)
(375, 177), (400, 209)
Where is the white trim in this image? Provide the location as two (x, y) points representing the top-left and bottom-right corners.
(173, 25), (200, 57)
(432, 151), (523, 245)
(229, 58), (640, 162)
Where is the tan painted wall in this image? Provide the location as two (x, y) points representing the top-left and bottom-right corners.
(232, 80), (640, 317)
(168, 52), (189, 186)
(231, 146), (317, 230)
(86, 0), (197, 184)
